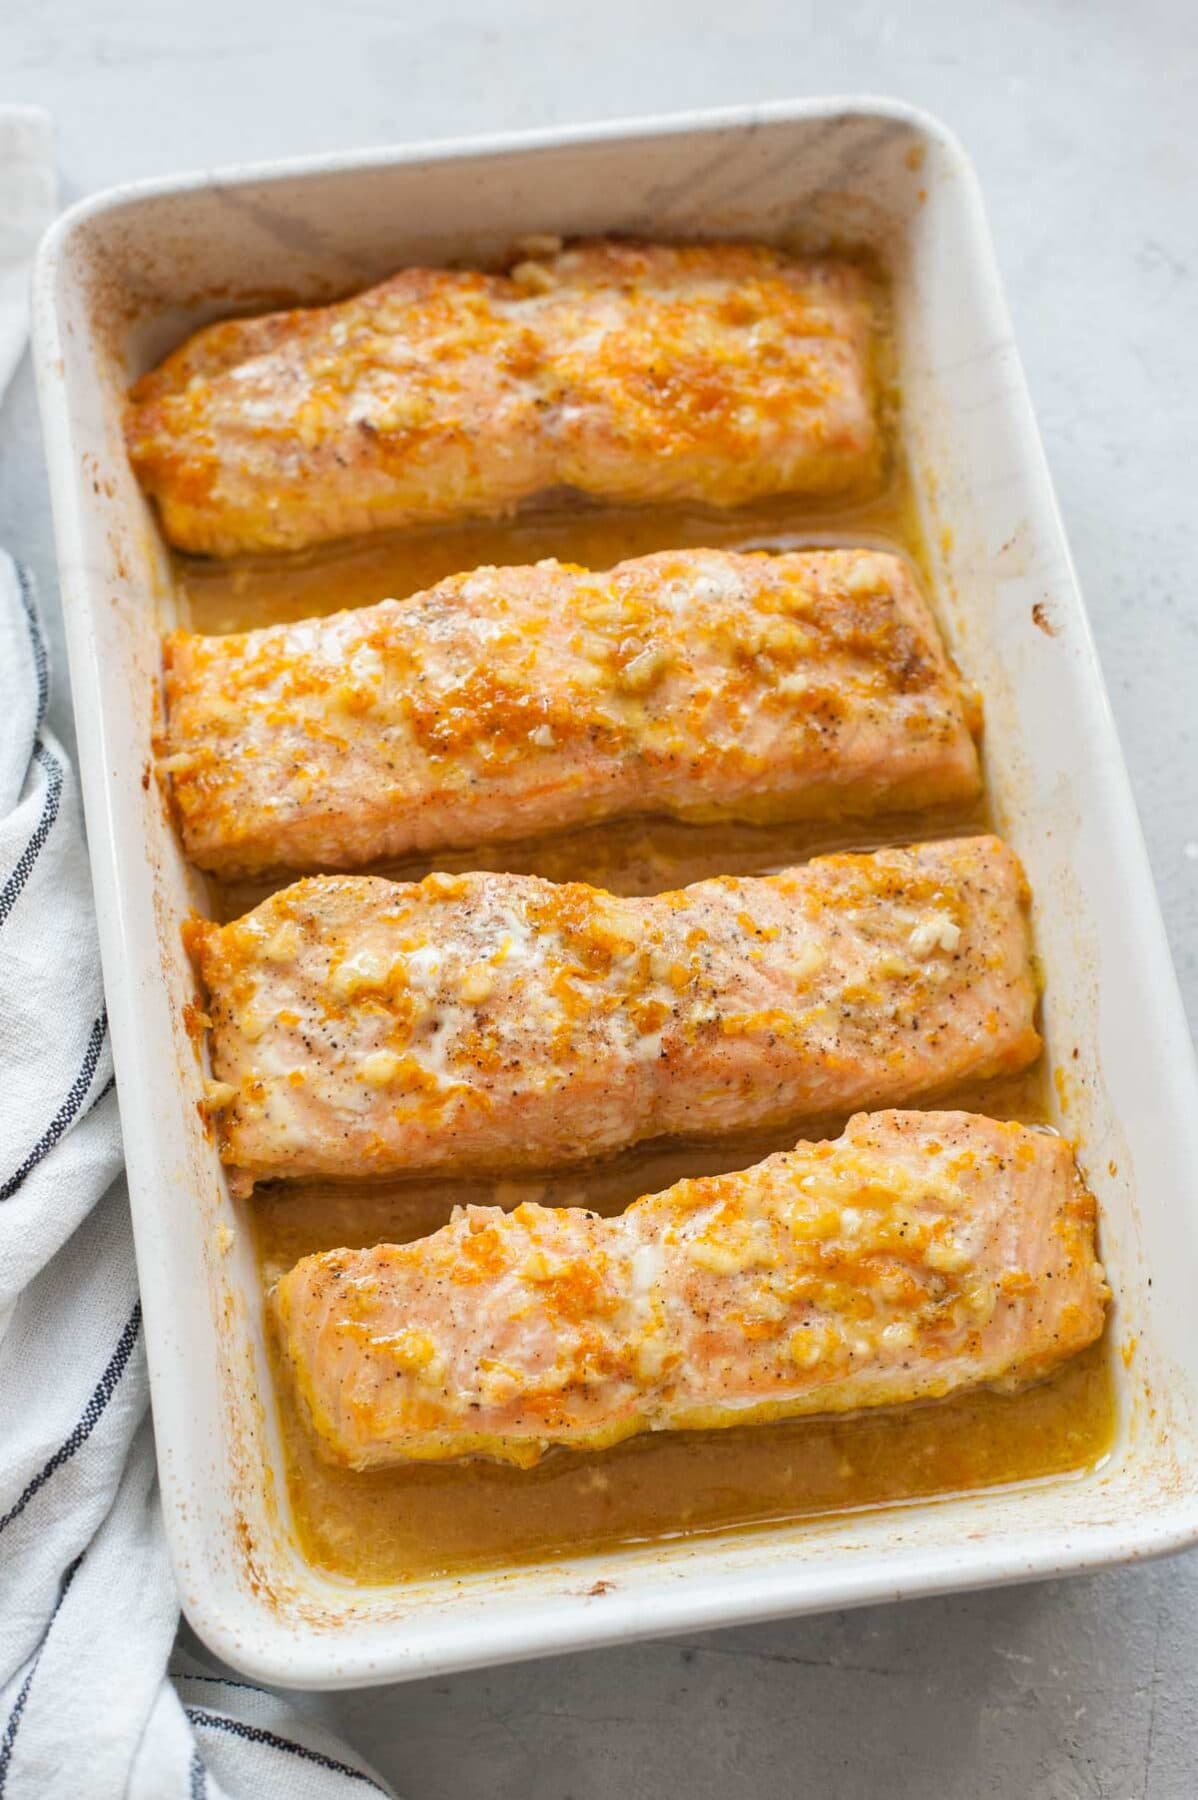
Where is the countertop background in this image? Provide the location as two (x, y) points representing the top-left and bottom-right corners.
(5, 1), (1197, 1794)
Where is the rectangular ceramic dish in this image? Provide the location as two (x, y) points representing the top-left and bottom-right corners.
(32, 98), (1198, 1689)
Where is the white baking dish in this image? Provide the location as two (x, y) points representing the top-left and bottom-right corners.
(31, 98), (1198, 1689)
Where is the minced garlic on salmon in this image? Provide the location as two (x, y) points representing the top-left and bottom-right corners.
(161, 548), (981, 877)
(270, 1109), (1107, 1468)
(186, 836), (1040, 1195)
(125, 240), (879, 556)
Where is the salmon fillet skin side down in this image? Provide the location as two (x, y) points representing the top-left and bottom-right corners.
(125, 241), (880, 555)
(187, 836), (1041, 1195)
(270, 1110), (1108, 1468)
(161, 548), (981, 878)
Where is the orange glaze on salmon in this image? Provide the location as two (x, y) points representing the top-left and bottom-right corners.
(125, 241), (879, 556)
(161, 548), (981, 877)
(188, 837), (1040, 1196)
(270, 1110), (1107, 1468)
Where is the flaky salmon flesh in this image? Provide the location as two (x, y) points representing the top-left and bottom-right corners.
(161, 548), (981, 877)
(125, 241), (879, 555)
(270, 1110), (1107, 1468)
(188, 836), (1040, 1196)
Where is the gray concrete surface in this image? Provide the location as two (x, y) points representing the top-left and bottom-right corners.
(6, 1), (1197, 1793)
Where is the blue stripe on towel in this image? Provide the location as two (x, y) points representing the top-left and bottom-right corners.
(0, 742), (64, 931)
(0, 1304), (141, 1535)
(186, 1711), (387, 1790)
(0, 1010), (108, 1200)
(188, 1749), (208, 1799)
(13, 564), (47, 731)
(0, 1557), (83, 1797)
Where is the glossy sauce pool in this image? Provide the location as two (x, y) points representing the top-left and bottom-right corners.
(179, 474), (1117, 1587)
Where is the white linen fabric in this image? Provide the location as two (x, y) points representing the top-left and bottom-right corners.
(0, 109), (394, 1800)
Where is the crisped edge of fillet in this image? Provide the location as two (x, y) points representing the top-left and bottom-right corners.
(181, 913), (252, 1191)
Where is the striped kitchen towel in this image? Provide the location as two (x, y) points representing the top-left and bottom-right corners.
(0, 106), (394, 1800)
(0, 559), (396, 1799)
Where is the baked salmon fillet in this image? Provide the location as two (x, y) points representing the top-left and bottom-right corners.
(162, 548), (980, 877)
(270, 1110), (1107, 1468)
(188, 836), (1040, 1195)
(125, 241), (879, 556)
